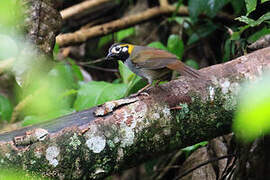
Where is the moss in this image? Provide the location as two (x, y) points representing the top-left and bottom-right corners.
(171, 87), (234, 147)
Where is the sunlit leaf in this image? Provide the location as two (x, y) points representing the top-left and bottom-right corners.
(245, 0), (256, 15)
(234, 73), (270, 142)
(116, 27), (135, 42)
(262, 0), (270, 3)
(73, 81), (128, 111)
(118, 60), (134, 84)
(67, 58), (84, 81)
(0, 1), (24, 28)
(182, 141), (208, 157)
(236, 12), (270, 27)
(0, 168), (48, 180)
(147, 41), (167, 50)
(167, 34), (184, 59)
(0, 94), (13, 122)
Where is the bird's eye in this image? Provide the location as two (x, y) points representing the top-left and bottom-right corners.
(112, 46), (121, 53)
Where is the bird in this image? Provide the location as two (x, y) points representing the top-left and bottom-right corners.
(106, 43), (203, 93)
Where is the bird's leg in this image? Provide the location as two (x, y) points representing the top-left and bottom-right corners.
(129, 83), (151, 97)
(129, 80), (162, 97)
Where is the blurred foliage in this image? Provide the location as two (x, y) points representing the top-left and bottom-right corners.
(0, 168), (48, 180)
(0, 0), (269, 179)
(0, 0), (24, 30)
(0, 95), (13, 122)
(234, 73), (270, 142)
(98, 27), (136, 48)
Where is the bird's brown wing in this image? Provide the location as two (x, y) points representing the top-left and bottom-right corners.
(130, 49), (179, 69)
(130, 48), (201, 78)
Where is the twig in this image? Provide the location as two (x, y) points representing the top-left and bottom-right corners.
(82, 64), (118, 72)
(0, 58), (14, 74)
(10, 94), (34, 123)
(60, 0), (112, 20)
(159, 0), (169, 7)
(173, 154), (235, 180)
(56, 5), (189, 47)
(78, 58), (106, 65)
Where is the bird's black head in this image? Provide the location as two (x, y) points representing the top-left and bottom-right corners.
(106, 43), (134, 61)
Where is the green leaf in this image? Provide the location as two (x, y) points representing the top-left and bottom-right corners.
(262, 0), (270, 3)
(22, 109), (75, 126)
(53, 43), (59, 55)
(187, 22), (217, 45)
(231, 0), (245, 14)
(185, 59), (199, 69)
(73, 81), (128, 111)
(118, 61), (134, 84)
(247, 27), (270, 43)
(147, 41), (167, 50)
(233, 74), (270, 142)
(116, 27), (135, 42)
(236, 12), (270, 27)
(0, 95), (12, 122)
(188, 0), (229, 19)
(98, 34), (113, 49)
(223, 38), (232, 62)
(67, 58), (84, 81)
(0, 168), (47, 180)
(167, 34), (184, 59)
(182, 141), (208, 158)
(245, 0), (257, 15)
(0, 1), (24, 28)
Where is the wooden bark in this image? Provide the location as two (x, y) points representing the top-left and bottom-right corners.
(0, 47), (270, 179)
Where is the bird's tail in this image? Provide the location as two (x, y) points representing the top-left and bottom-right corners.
(167, 61), (202, 79)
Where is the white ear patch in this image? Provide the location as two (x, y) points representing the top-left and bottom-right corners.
(122, 47), (128, 52)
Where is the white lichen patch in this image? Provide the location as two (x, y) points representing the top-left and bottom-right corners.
(113, 137), (120, 143)
(90, 168), (105, 178)
(209, 86), (215, 101)
(30, 160), (36, 165)
(222, 82), (241, 111)
(153, 134), (161, 142)
(117, 148), (124, 161)
(46, 146), (60, 167)
(69, 133), (81, 150)
(5, 153), (10, 159)
(162, 107), (171, 118)
(163, 128), (171, 136)
(119, 126), (135, 147)
(220, 78), (231, 94)
(86, 136), (106, 153)
(35, 151), (42, 158)
(152, 113), (160, 119)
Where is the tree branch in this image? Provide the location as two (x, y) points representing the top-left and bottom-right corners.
(0, 47), (269, 179)
(60, 0), (112, 20)
(56, 5), (188, 47)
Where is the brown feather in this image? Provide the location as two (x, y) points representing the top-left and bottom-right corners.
(131, 49), (178, 69)
(166, 61), (201, 79)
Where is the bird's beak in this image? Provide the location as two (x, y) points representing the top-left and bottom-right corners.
(106, 53), (114, 60)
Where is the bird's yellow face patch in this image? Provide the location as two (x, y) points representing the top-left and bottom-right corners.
(119, 44), (134, 55)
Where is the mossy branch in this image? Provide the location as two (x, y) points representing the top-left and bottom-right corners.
(0, 47), (269, 179)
